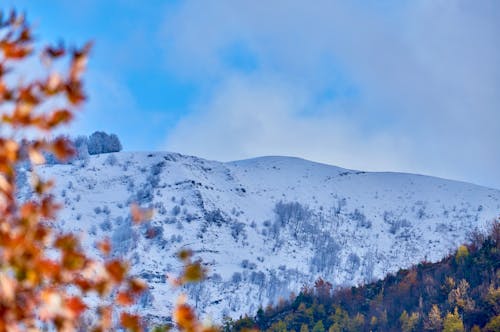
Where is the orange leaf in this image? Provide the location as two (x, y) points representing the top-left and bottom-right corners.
(117, 291), (134, 306)
(66, 296), (87, 318)
(69, 42), (93, 81)
(0, 80), (13, 101)
(131, 203), (153, 224)
(97, 238), (111, 256)
(18, 85), (39, 105)
(62, 251), (86, 270)
(47, 109), (73, 128)
(105, 260), (127, 283)
(40, 196), (61, 219)
(0, 139), (19, 162)
(0, 174), (12, 193)
(54, 234), (78, 251)
(18, 26), (32, 42)
(38, 259), (60, 278)
(44, 73), (64, 94)
(74, 277), (92, 292)
(1, 42), (32, 59)
(174, 303), (198, 331)
(50, 136), (74, 160)
(99, 305), (112, 330)
(120, 312), (142, 332)
(65, 81), (86, 105)
(129, 278), (147, 294)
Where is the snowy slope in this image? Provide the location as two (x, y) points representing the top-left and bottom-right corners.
(21, 152), (500, 323)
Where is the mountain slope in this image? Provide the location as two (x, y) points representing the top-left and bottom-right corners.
(228, 223), (500, 331)
(21, 152), (500, 323)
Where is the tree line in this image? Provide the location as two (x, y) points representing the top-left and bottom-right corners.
(227, 222), (500, 332)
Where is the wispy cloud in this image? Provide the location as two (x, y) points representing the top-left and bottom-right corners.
(3, 1), (498, 188)
(162, 0), (500, 188)
(165, 74), (412, 171)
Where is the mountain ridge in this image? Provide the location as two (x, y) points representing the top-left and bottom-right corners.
(21, 151), (500, 323)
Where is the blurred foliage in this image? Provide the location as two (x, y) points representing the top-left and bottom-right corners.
(0, 9), (215, 332)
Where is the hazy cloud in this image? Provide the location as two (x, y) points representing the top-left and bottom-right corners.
(165, 74), (413, 171)
(162, 1), (500, 188)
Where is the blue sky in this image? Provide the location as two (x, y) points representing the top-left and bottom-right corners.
(2, 1), (500, 189)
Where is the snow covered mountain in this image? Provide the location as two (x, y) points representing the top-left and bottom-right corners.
(21, 152), (500, 324)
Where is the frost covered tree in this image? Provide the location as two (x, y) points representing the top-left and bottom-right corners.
(73, 135), (90, 160)
(88, 131), (122, 154)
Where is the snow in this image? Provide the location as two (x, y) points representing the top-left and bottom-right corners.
(23, 151), (500, 323)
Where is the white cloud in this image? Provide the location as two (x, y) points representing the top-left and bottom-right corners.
(162, 0), (500, 188)
(166, 74), (413, 171)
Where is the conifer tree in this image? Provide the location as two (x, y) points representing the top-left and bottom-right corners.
(455, 245), (469, 264)
(442, 308), (464, 332)
(400, 310), (420, 332)
(312, 320), (325, 332)
(484, 315), (500, 332)
(424, 304), (443, 331)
